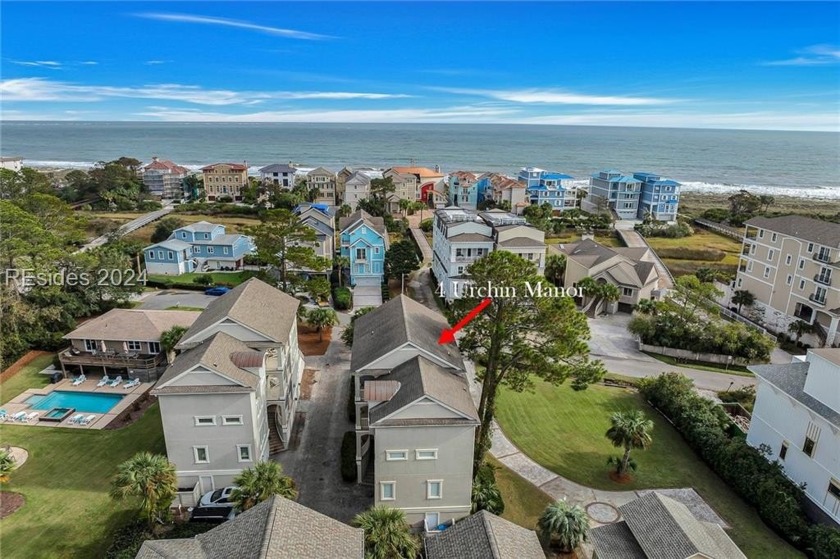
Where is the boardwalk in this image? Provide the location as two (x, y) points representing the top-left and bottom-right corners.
(77, 206), (173, 253)
(616, 228), (675, 289)
(409, 226), (433, 264)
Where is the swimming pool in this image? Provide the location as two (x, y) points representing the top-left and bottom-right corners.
(26, 391), (124, 414)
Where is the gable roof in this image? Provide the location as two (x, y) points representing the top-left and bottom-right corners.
(143, 159), (188, 174)
(155, 331), (263, 393)
(424, 510), (543, 559)
(746, 215), (840, 247)
(749, 361), (840, 427)
(351, 295), (464, 372)
(64, 309), (198, 342)
(178, 221), (221, 233)
(202, 163), (247, 171)
(338, 209), (387, 238)
(593, 492), (747, 559)
(135, 496), (364, 559)
(391, 166), (443, 178)
(178, 278), (299, 347)
(307, 166), (335, 177)
(369, 356), (478, 425)
(560, 239), (658, 286)
(259, 163), (297, 174)
(144, 239), (193, 252)
(588, 521), (647, 559)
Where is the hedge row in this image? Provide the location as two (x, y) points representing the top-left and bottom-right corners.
(655, 247), (727, 262)
(638, 373), (840, 558)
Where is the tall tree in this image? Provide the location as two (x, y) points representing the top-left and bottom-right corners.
(353, 506), (420, 559)
(544, 253), (566, 285)
(577, 277), (621, 317)
(759, 194), (775, 214)
(605, 410), (654, 476)
(537, 500), (589, 553)
(337, 204), (352, 218)
(151, 217), (185, 243)
(231, 461), (297, 511)
(672, 275), (722, 320)
(456, 251), (605, 471)
(110, 452), (177, 529)
(335, 255), (350, 287)
(522, 202), (554, 232)
(384, 240), (420, 281)
(246, 209), (327, 292)
(731, 289), (756, 314)
(694, 267), (718, 283)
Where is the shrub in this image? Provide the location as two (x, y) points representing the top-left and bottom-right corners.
(216, 195), (234, 203)
(192, 275), (213, 286)
(333, 286), (352, 310)
(419, 218), (433, 232)
(702, 208), (730, 223)
(340, 431), (357, 482)
(717, 385), (756, 413)
(635, 221), (693, 238)
(655, 247), (727, 261)
(809, 525), (840, 559)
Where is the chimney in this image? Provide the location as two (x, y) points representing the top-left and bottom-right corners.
(434, 164), (441, 173)
(152, 156), (159, 162)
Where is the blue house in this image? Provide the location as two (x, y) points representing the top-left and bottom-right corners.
(144, 221), (254, 276)
(338, 210), (389, 287)
(634, 172), (681, 221)
(447, 171), (479, 209)
(517, 167), (576, 212)
(587, 170), (643, 220)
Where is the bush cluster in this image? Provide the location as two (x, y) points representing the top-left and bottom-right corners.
(419, 218), (433, 232)
(639, 374), (840, 556)
(629, 311), (774, 361)
(332, 286), (352, 310)
(174, 203), (260, 216)
(340, 430), (357, 482)
(635, 221), (693, 238)
(552, 209), (613, 232)
(655, 247), (727, 261)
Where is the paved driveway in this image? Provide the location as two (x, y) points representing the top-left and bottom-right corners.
(587, 313), (658, 362)
(352, 285), (382, 308)
(137, 290), (216, 310)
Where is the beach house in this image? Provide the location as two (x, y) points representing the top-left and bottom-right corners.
(201, 162), (249, 202)
(258, 163), (297, 188)
(351, 295), (479, 528)
(339, 209), (388, 287)
(343, 169), (384, 211)
(143, 221), (254, 275)
(294, 203), (335, 262)
(141, 157), (189, 200)
(585, 170), (643, 220)
(446, 171), (479, 209)
(305, 167), (337, 206)
(518, 166), (577, 212)
(635, 172), (681, 221)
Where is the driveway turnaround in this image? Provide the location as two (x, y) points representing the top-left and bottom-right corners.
(352, 285), (382, 308)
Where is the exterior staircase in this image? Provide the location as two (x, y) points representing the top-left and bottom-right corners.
(267, 406), (285, 454)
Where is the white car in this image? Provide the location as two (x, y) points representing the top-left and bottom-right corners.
(198, 486), (237, 508)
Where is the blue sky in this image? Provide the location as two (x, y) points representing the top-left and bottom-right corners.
(1, 1), (838, 130)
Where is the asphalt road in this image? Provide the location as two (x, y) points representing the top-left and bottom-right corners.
(136, 290), (217, 310)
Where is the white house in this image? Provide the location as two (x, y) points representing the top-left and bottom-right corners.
(747, 348), (840, 524)
(0, 156), (23, 173)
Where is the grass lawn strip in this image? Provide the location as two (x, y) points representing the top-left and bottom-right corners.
(487, 456), (552, 530)
(495, 380), (803, 558)
(1, 354), (55, 405)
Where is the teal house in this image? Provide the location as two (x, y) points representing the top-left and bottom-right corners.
(144, 221), (254, 276)
(338, 210), (389, 287)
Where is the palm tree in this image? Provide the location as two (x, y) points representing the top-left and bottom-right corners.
(731, 289), (756, 314)
(335, 255), (351, 287)
(537, 499), (589, 553)
(231, 461), (297, 512)
(544, 254), (566, 286)
(634, 298), (657, 315)
(353, 506), (420, 559)
(110, 452), (177, 529)
(789, 319), (815, 344)
(578, 277), (621, 318)
(398, 198), (412, 216)
(0, 449), (16, 483)
(471, 462), (504, 515)
(306, 308), (339, 341)
(605, 410), (654, 477)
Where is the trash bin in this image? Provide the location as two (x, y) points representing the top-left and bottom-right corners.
(50, 372), (63, 384)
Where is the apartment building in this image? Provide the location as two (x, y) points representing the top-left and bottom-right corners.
(141, 157), (189, 199)
(747, 349), (840, 524)
(259, 163), (297, 188)
(585, 169), (681, 221)
(735, 215), (840, 347)
(306, 167), (337, 206)
(201, 162), (248, 202)
(517, 166), (577, 212)
(351, 295), (479, 528)
(431, 207), (546, 303)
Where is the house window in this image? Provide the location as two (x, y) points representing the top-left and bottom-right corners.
(750, 244), (756, 255)
(356, 248), (367, 260)
(374, 247), (380, 255)
(799, 279), (806, 290)
(416, 449), (438, 460)
(84, 339), (98, 352)
(758, 229), (764, 239)
(237, 444), (252, 462)
(786, 275), (792, 286)
(380, 482), (395, 501)
(829, 480), (840, 500)
(779, 441), (789, 461)
(193, 446), (209, 464)
(767, 250), (774, 261)
(785, 255), (792, 266)
(158, 251), (164, 260)
(763, 267), (771, 279)
(168, 251), (174, 260)
(222, 416), (243, 426)
(803, 422), (820, 457)
(747, 261), (753, 272)
(127, 341), (142, 351)
(223, 247), (229, 255)
(771, 233), (777, 242)
(622, 287), (633, 297)
(799, 259), (805, 270)
(386, 450), (408, 461)
(803, 437), (816, 457)
(194, 416), (216, 426)
(807, 242), (814, 253)
(148, 342), (161, 354)
(427, 480), (443, 499)
(207, 247), (214, 254)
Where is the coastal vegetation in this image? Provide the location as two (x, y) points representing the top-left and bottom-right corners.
(643, 227), (742, 278)
(353, 506), (420, 559)
(537, 500), (589, 554)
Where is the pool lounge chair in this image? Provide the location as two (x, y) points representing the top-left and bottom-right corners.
(107, 375), (123, 388)
(123, 378), (141, 390)
(0, 409), (7, 421)
(71, 374), (86, 386)
(96, 375), (111, 387)
(67, 414), (84, 425)
(23, 412), (39, 423)
(79, 414), (96, 426)
(11, 411), (27, 422)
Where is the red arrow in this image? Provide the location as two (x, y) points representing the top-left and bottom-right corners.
(438, 297), (493, 344)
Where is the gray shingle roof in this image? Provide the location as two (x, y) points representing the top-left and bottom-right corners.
(134, 496), (363, 559)
(589, 521), (647, 559)
(259, 164), (297, 174)
(749, 361), (840, 427)
(496, 236), (546, 249)
(154, 332), (262, 393)
(146, 239), (193, 252)
(746, 215), (840, 247)
(424, 510), (543, 559)
(181, 221), (220, 233)
(350, 295), (464, 372)
(178, 278), (299, 348)
(338, 209), (387, 238)
(369, 356), (478, 424)
(64, 309), (198, 342)
(449, 232), (493, 242)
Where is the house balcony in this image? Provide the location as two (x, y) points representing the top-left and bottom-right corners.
(814, 274), (833, 286)
(454, 255), (480, 263)
(59, 348), (165, 370)
(813, 252), (832, 264)
(809, 293), (827, 307)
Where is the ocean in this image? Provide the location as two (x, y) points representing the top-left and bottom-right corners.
(1, 121), (838, 199)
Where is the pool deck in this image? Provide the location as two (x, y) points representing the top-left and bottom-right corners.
(2, 377), (154, 430)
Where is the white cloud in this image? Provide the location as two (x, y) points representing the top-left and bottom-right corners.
(0, 78), (411, 105)
(79, 61), (98, 66)
(763, 44), (840, 66)
(9, 60), (62, 69)
(435, 87), (677, 106)
(144, 60), (170, 65)
(136, 13), (332, 40)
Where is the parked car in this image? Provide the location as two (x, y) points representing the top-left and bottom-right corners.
(198, 485), (237, 507)
(190, 505), (236, 523)
(205, 286), (230, 296)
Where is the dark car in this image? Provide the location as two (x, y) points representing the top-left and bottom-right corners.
(189, 505), (236, 523)
(205, 286), (230, 296)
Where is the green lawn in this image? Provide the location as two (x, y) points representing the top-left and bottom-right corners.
(0, 405), (166, 559)
(496, 380), (803, 558)
(1, 354), (55, 405)
(644, 228), (743, 278)
(148, 270), (257, 287)
(488, 456), (552, 530)
(642, 351), (753, 376)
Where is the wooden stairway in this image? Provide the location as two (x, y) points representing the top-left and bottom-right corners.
(267, 406), (285, 454)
